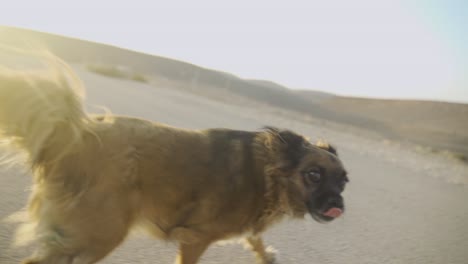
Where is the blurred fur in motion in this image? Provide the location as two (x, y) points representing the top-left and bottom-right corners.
(0, 51), (348, 264)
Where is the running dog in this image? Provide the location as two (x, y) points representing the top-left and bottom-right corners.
(0, 53), (348, 264)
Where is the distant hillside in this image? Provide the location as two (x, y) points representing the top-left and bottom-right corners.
(1, 26), (467, 157)
(0, 26), (380, 128)
(294, 90), (336, 104)
(246, 80), (289, 92)
(314, 96), (468, 155)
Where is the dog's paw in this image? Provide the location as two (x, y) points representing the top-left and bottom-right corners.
(257, 246), (278, 264)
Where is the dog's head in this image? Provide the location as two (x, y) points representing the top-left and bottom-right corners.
(262, 127), (349, 223)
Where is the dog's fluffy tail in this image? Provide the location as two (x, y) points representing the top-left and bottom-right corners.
(0, 51), (91, 168)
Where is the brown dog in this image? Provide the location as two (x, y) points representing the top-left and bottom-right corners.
(0, 54), (348, 264)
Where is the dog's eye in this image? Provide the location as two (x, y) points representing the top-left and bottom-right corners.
(305, 170), (321, 183)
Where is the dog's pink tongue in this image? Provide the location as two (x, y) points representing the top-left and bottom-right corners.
(323, 208), (343, 218)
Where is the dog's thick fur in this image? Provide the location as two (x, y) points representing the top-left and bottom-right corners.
(0, 54), (348, 264)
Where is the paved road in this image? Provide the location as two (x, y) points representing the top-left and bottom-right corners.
(1, 68), (468, 264)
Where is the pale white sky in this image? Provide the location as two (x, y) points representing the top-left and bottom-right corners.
(1, 0), (467, 103)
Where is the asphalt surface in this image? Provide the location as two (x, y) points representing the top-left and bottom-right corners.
(1, 68), (467, 264)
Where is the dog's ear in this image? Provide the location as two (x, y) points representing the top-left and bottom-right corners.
(263, 127), (306, 169)
(316, 139), (338, 156)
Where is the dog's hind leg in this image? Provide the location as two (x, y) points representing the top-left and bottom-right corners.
(75, 230), (130, 264)
(22, 195), (136, 264)
(21, 220), (129, 264)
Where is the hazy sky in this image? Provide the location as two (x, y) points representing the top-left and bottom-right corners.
(1, 0), (467, 103)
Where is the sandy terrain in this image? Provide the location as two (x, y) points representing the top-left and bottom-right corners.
(1, 68), (468, 264)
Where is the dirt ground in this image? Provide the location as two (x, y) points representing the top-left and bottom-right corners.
(1, 69), (467, 264)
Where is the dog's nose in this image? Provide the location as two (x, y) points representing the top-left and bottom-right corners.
(327, 196), (343, 207)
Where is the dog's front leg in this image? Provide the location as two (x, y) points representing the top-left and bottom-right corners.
(174, 240), (211, 264)
(245, 236), (277, 264)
